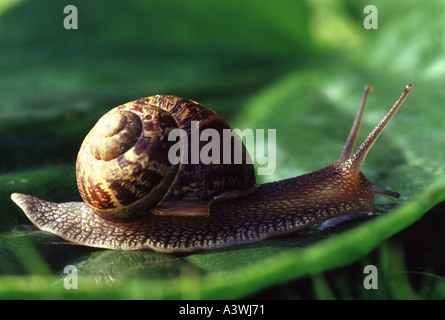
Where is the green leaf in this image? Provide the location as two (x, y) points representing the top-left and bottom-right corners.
(1, 0), (444, 299)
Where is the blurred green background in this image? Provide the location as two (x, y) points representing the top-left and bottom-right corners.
(0, 0), (444, 299)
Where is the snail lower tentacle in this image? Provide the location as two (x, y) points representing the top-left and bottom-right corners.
(11, 85), (414, 253)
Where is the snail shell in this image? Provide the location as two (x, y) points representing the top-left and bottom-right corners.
(11, 85), (414, 253)
(76, 95), (256, 220)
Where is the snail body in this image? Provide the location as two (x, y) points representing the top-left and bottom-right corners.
(11, 85), (414, 253)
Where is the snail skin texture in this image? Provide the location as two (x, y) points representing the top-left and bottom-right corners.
(11, 84), (414, 254)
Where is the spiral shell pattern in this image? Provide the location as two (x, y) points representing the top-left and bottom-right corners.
(76, 103), (179, 220)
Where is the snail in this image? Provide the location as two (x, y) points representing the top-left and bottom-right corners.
(11, 84), (414, 254)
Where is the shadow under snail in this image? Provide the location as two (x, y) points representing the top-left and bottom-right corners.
(11, 84), (414, 254)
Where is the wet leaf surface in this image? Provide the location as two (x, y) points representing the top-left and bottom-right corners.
(1, 0), (444, 299)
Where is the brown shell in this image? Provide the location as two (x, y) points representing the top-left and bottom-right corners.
(76, 95), (256, 221)
(141, 95), (256, 203)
